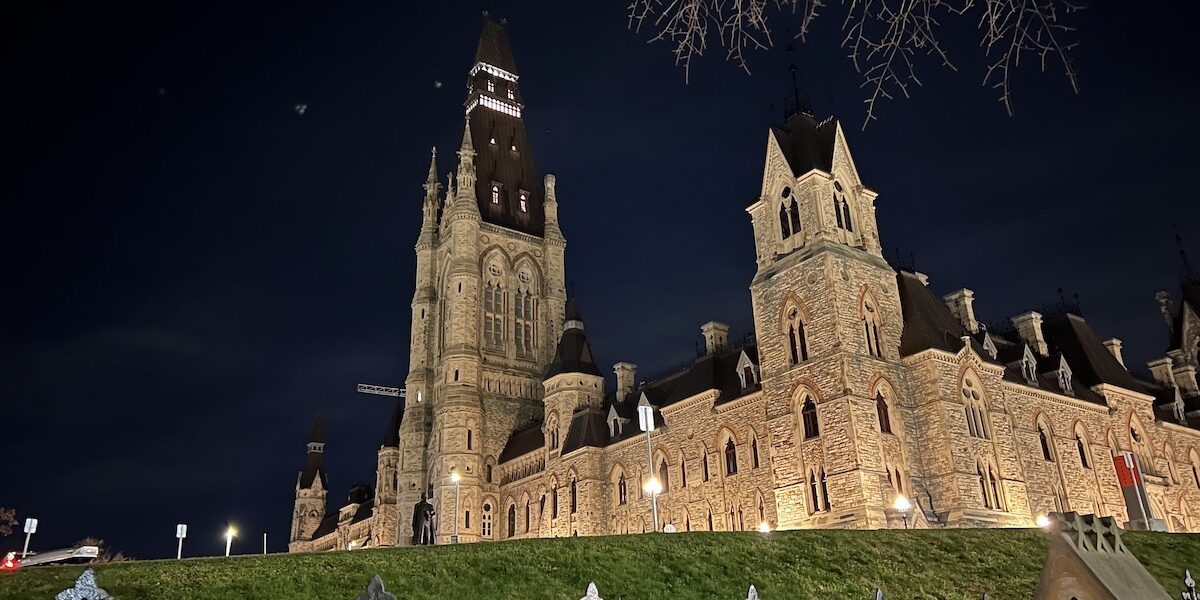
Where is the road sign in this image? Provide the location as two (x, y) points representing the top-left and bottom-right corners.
(176, 524), (187, 539)
(23, 518), (37, 534)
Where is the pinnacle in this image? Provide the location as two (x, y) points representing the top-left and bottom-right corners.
(458, 117), (474, 155)
(426, 147), (438, 184)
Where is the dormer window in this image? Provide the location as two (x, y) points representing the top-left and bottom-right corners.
(1021, 346), (1038, 385)
(981, 333), (998, 360)
(736, 350), (758, 389)
(491, 183), (501, 204)
(1056, 357), (1073, 395)
(487, 79), (495, 93)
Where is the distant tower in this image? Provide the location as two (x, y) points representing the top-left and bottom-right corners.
(372, 399), (404, 546)
(289, 414), (329, 547)
(391, 16), (567, 545)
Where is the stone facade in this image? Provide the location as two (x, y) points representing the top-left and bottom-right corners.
(288, 18), (1200, 554)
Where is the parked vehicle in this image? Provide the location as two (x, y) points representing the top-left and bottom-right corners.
(1, 546), (99, 569)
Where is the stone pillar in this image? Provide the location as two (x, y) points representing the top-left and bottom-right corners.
(700, 322), (730, 355)
(1147, 357), (1175, 386)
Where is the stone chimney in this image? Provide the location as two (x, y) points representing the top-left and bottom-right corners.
(613, 362), (637, 400)
(1011, 311), (1048, 356)
(701, 321), (730, 355)
(1101, 338), (1124, 367)
(943, 289), (979, 333)
(1173, 364), (1198, 395)
(1147, 357), (1175, 387)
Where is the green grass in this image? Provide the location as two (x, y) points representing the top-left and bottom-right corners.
(0, 530), (1195, 599)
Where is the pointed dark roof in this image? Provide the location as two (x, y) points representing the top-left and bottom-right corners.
(896, 271), (971, 356)
(499, 422), (544, 462)
(464, 18), (544, 237)
(382, 399), (404, 447)
(560, 407), (610, 454)
(770, 112), (837, 177)
(545, 301), (602, 378)
(308, 413), (326, 444)
(474, 18), (518, 75)
(1040, 314), (1143, 391)
(299, 451), (327, 490)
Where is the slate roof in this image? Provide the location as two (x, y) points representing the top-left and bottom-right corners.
(896, 271), (973, 356)
(1040, 314), (1143, 390)
(382, 398), (404, 447)
(464, 18), (545, 237)
(311, 513), (338, 539)
(545, 300), (602, 378)
(560, 407), (610, 455)
(770, 112), (837, 177)
(499, 422), (544, 462)
(298, 451), (327, 489)
(308, 413), (326, 444)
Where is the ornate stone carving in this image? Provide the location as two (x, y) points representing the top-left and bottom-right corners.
(354, 575), (396, 600)
(55, 569), (111, 600)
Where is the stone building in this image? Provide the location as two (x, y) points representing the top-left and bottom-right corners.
(287, 17), (1200, 552)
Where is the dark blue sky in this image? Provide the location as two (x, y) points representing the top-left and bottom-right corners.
(2, 1), (1197, 559)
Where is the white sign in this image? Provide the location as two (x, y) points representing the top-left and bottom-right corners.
(23, 518), (37, 534)
(176, 524), (187, 539)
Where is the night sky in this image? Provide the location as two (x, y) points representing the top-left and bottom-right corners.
(3, 2), (1198, 559)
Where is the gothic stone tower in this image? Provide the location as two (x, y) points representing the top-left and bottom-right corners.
(289, 415), (329, 548)
(392, 17), (567, 545)
(748, 112), (915, 529)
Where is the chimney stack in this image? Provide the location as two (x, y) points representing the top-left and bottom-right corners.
(1173, 364), (1198, 395)
(1011, 311), (1048, 356)
(701, 322), (730, 355)
(1102, 338), (1125, 367)
(943, 289), (979, 333)
(1147, 357), (1175, 387)
(613, 362), (637, 401)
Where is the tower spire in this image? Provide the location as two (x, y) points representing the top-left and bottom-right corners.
(455, 117), (477, 197)
(425, 147), (439, 188)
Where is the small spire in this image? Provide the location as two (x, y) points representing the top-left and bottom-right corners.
(458, 117), (474, 155)
(426, 147), (438, 184)
(308, 412), (325, 444)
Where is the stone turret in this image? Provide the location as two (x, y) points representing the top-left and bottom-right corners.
(289, 415), (329, 547)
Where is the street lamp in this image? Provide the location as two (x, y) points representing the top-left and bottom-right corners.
(450, 470), (462, 543)
(637, 396), (659, 533)
(893, 495), (912, 529)
(224, 526), (237, 558)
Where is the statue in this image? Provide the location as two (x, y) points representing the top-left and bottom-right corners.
(411, 492), (436, 545)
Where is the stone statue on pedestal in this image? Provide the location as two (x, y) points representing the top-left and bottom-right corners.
(411, 493), (436, 545)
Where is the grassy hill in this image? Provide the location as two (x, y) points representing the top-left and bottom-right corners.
(0, 530), (1196, 600)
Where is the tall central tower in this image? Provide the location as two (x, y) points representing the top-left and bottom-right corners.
(390, 16), (567, 545)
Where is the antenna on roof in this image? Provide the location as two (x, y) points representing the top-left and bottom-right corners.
(784, 38), (811, 118)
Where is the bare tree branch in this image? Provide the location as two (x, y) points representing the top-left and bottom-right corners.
(626, 0), (1084, 127)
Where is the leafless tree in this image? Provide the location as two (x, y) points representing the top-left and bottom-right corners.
(627, 0), (1083, 128)
(0, 508), (15, 537)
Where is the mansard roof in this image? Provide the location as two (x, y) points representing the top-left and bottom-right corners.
(310, 513), (338, 540)
(560, 407), (610, 455)
(544, 300), (602, 378)
(770, 112), (837, 177)
(665, 342), (760, 406)
(499, 422), (544, 462)
(1040, 314), (1143, 391)
(382, 398), (404, 447)
(1147, 383), (1200, 429)
(896, 271), (974, 356)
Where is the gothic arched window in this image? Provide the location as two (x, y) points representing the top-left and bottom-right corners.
(483, 269), (506, 351)
(617, 473), (627, 505)
(1038, 421), (1054, 462)
(751, 436), (760, 468)
(482, 502), (493, 538)
(862, 298), (883, 358)
(801, 397), (820, 439)
(659, 459), (670, 491)
(779, 203), (791, 240)
(514, 269), (537, 358)
(876, 393), (892, 434)
(702, 447), (711, 481)
(833, 182), (844, 229)
(724, 438), (738, 476)
(507, 504), (516, 538)
(787, 308), (810, 365)
(680, 455), (688, 487)
(790, 197), (802, 234)
(570, 477), (578, 513)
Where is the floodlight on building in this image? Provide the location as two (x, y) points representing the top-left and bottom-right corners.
(1036, 514), (1052, 530)
(757, 522), (771, 534)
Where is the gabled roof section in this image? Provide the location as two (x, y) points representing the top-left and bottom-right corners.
(769, 112), (837, 177)
(896, 271), (970, 356)
(1040, 314), (1143, 391)
(499, 422), (544, 463)
(474, 17), (518, 75)
(666, 343), (761, 406)
(561, 407), (610, 454)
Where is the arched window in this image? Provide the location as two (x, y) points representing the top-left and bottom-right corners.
(617, 473), (627, 505)
(876, 393), (892, 434)
(820, 468), (831, 510)
(551, 485), (559, 519)
(786, 307), (810, 364)
(507, 504), (516, 538)
(483, 271), (506, 351)
(962, 376), (989, 439)
(467, 429), (473, 450)
(514, 269), (537, 358)
(680, 455), (688, 488)
(757, 494), (766, 522)
(751, 437), (761, 468)
(808, 471), (819, 513)
(1075, 429), (1091, 469)
(1191, 449), (1200, 488)
(724, 438), (739, 476)
(779, 203), (791, 240)
(1164, 442), (1180, 484)
(547, 415), (559, 450)
(570, 477), (578, 513)
(789, 197), (802, 234)
(482, 502), (493, 538)
(833, 183), (844, 229)
(862, 298), (883, 358)
(702, 447), (711, 481)
(659, 459), (670, 491)
(977, 461), (1004, 510)
(707, 509), (714, 531)
(1130, 420), (1153, 474)
(1038, 421), (1054, 462)
(525, 499), (531, 533)
(801, 398), (820, 439)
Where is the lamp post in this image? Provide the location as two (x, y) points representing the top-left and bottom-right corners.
(1035, 514), (1051, 530)
(224, 526), (237, 558)
(893, 495), (912, 529)
(637, 396), (659, 533)
(450, 470), (462, 543)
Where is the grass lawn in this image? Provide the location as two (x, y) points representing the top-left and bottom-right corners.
(0, 529), (1195, 599)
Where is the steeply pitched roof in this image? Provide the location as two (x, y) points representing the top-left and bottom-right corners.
(1041, 314), (1144, 391)
(382, 399), (403, 447)
(770, 112), (837, 177)
(896, 271), (971, 356)
(473, 18), (518, 75)
(499, 423), (544, 463)
(560, 407), (610, 454)
(308, 413), (326, 444)
(665, 344), (760, 406)
(545, 301), (602, 378)
(298, 451), (327, 490)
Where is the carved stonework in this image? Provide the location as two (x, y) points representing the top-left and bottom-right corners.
(1034, 512), (1171, 600)
(55, 569), (111, 600)
(355, 575), (397, 600)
